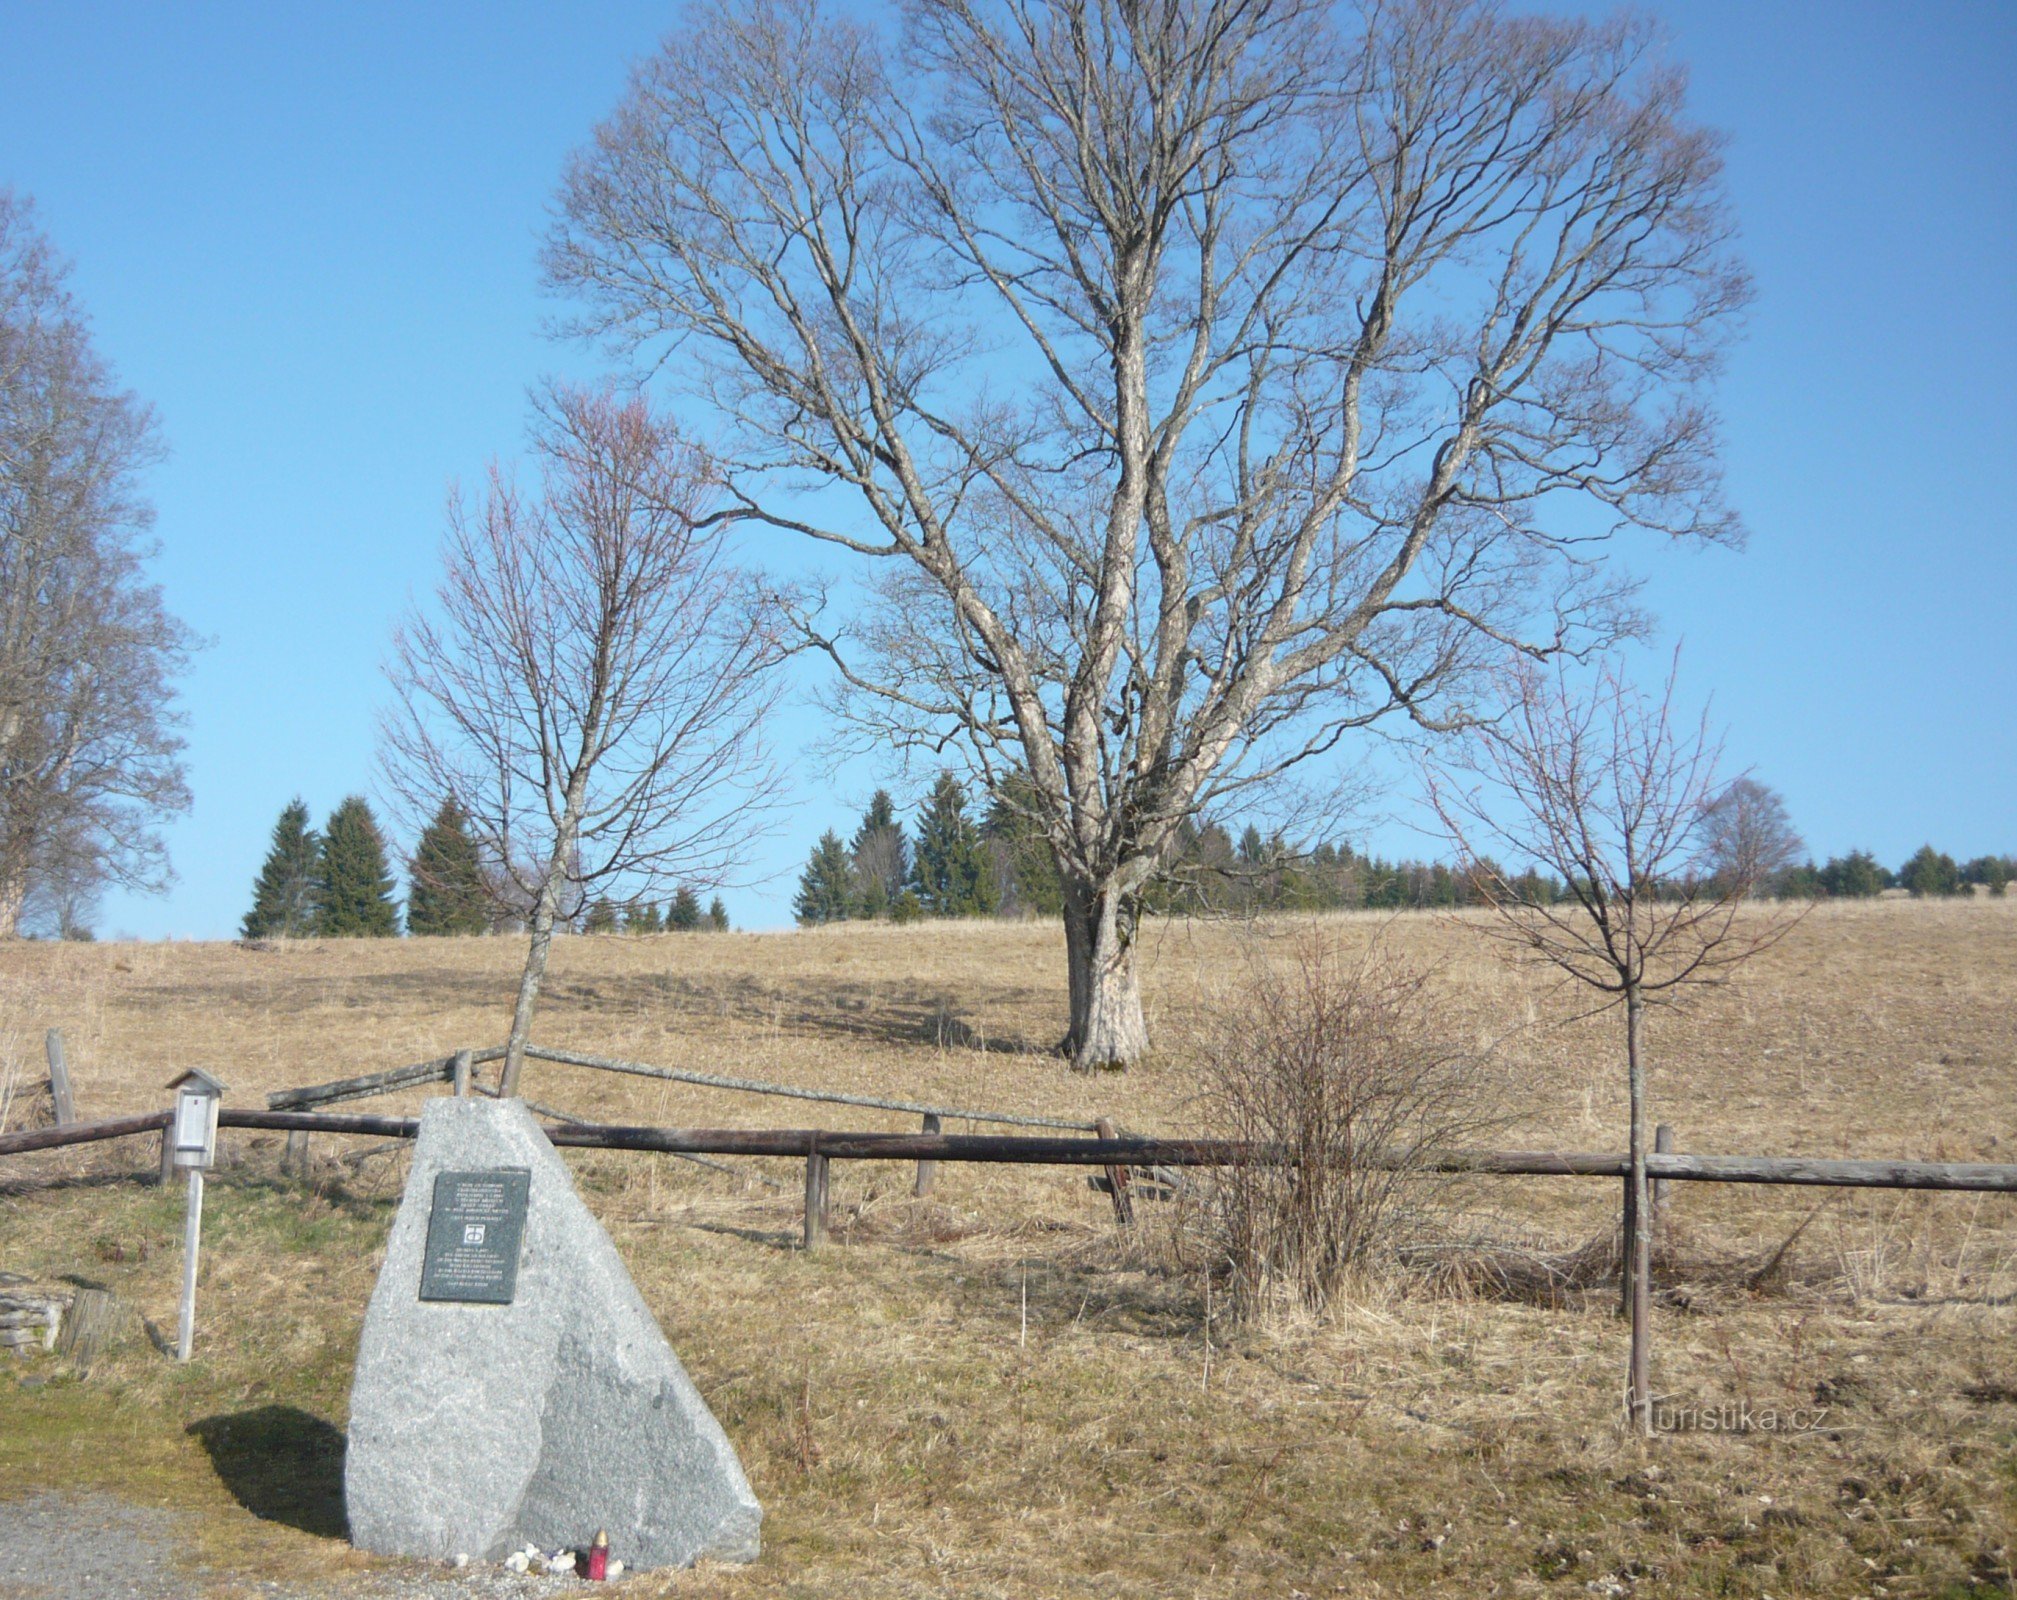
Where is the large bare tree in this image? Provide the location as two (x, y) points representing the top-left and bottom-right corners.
(0, 191), (193, 938)
(382, 385), (784, 1092)
(1428, 655), (1799, 1434)
(546, 0), (1749, 1066)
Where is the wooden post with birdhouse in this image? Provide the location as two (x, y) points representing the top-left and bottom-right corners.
(167, 1068), (226, 1361)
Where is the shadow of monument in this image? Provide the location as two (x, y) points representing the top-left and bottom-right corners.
(188, 1405), (349, 1540)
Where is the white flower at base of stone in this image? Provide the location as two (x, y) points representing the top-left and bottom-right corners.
(607, 1559), (625, 1578)
(452, 1553), (469, 1568)
(504, 1551), (529, 1573)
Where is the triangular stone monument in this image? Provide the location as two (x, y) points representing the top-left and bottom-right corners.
(344, 1097), (761, 1569)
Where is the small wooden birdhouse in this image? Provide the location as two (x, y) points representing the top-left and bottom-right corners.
(167, 1067), (227, 1169)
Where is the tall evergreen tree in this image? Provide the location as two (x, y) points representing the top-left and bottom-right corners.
(624, 899), (663, 934)
(314, 796), (400, 936)
(1817, 849), (1886, 898)
(981, 777), (1063, 916)
(912, 771), (996, 916)
(794, 830), (854, 925)
(668, 885), (702, 929)
(242, 798), (321, 939)
(848, 789), (909, 918)
(407, 797), (488, 936)
(583, 896), (619, 933)
(1899, 844), (1962, 898)
(707, 895), (730, 931)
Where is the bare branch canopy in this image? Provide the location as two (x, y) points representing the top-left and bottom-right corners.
(381, 383), (785, 1090)
(546, 0), (1750, 1065)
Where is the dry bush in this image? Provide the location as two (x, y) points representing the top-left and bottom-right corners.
(1192, 938), (1512, 1318)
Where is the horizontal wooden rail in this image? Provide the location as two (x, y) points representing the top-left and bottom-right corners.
(516, 1043), (1102, 1132)
(0, 1111), (170, 1157)
(12, 1110), (2017, 1194)
(266, 1047), (508, 1111)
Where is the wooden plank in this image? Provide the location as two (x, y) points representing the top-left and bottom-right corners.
(519, 1043), (1099, 1132)
(56, 1288), (127, 1372)
(1094, 1117), (1135, 1227)
(1652, 1124), (1674, 1220)
(803, 1139), (829, 1250)
(17, 1107), (2017, 1197)
(913, 1113), (940, 1198)
(0, 1110), (171, 1157)
(44, 1030), (75, 1126)
(264, 1048), (505, 1111)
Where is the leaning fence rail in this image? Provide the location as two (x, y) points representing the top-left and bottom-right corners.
(264, 1042), (1101, 1133)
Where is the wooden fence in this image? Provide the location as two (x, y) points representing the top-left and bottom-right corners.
(7, 1104), (2016, 1251)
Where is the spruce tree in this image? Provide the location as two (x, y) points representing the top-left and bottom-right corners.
(794, 830), (854, 924)
(848, 790), (909, 917)
(981, 777), (1063, 916)
(668, 885), (702, 929)
(624, 900), (663, 934)
(1817, 849), (1885, 898)
(912, 770), (996, 916)
(1899, 844), (1962, 898)
(314, 797), (400, 936)
(583, 897), (619, 933)
(707, 895), (730, 931)
(242, 799), (322, 939)
(407, 797), (488, 936)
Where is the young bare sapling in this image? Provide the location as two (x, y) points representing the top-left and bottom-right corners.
(1428, 655), (1803, 1434)
(383, 384), (784, 1094)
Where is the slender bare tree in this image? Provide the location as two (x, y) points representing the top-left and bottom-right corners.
(382, 384), (785, 1093)
(547, 0), (1750, 1067)
(1427, 655), (1798, 1434)
(1698, 775), (1802, 891)
(0, 191), (193, 937)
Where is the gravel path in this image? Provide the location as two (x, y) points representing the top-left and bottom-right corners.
(0, 1494), (602, 1600)
(0, 1493), (190, 1600)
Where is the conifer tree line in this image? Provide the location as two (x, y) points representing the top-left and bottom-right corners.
(241, 796), (403, 938)
(795, 775), (1058, 925)
(243, 793), (732, 939)
(795, 774), (2013, 924)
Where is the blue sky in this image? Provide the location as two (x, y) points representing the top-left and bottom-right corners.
(3, 1), (2011, 939)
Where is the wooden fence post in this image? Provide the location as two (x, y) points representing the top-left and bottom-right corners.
(44, 1030), (75, 1126)
(803, 1135), (829, 1250)
(913, 1112), (941, 1198)
(1095, 1118), (1135, 1228)
(283, 1130), (311, 1180)
(157, 1122), (176, 1186)
(452, 1049), (473, 1098)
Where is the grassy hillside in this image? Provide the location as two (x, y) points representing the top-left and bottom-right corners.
(2, 901), (2014, 1597)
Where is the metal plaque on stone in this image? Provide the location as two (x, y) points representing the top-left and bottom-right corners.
(419, 1169), (531, 1304)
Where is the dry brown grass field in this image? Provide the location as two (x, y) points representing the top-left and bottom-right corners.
(2, 897), (2014, 1598)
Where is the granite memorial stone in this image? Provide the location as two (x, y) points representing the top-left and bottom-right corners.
(344, 1097), (761, 1570)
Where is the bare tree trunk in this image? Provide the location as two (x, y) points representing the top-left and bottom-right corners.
(1062, 879), (1149, 1071)
(0, 876), (22, 939)
(1625, 985), (1653, 1436)
(500, 869), (568, 1096)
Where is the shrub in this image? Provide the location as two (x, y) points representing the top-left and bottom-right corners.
(1193, 940), (1506, 1318)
